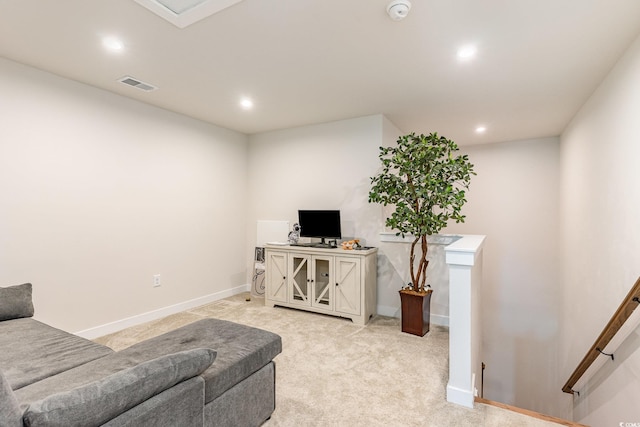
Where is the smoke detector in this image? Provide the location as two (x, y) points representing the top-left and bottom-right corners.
(387, 0), (411, 21)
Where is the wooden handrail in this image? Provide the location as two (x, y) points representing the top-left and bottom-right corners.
(562, 276), (640, 394)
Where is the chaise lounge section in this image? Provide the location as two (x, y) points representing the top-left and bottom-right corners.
(0, 283), (282, 426)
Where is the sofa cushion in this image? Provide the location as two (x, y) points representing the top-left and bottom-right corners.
(0, 371), (22, 427)
(22, 348), (215, 427)
(0, 318), (114, 390)
(0, 283), (34, 321)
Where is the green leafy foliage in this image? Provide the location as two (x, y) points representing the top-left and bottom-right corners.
(368, 133), (475, 291)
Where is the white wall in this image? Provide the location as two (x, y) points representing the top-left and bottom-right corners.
(246, 114), (385, 235)
(444, 137), (563, 417)
(246, 121), (566, 421)
(6, 29), (639, 422)
(246, 115), (464, 324)
(0, 58), (249, 333)
(246, 115), (428, 316)
(246, 114), (565, 400)
(560, 33), (640, 425)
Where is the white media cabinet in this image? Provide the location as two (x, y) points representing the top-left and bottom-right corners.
(264, 244), (377, 325)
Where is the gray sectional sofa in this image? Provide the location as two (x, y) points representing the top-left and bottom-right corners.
(0, 283), (282, 426)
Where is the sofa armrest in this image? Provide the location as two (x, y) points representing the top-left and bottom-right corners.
(102, 376), (205, 427)
(22, 348), (215, 427)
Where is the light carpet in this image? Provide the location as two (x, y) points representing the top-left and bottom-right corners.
(95, 293), (560, 427)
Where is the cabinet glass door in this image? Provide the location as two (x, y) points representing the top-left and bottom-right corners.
(289, 255), (311, 306)
(311, 256), (333, 310)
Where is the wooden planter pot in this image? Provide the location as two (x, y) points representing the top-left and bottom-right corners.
(399, 289), (433, 336)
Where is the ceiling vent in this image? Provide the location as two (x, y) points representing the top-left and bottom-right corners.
(117, 76), (157, 92)
(134, 0), (244, 29)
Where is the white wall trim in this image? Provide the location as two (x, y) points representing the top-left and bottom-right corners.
(376, 305), (449, 327)
(376, 304), (399, 318)
(446, 375), (477, 408)
(379, 232), (462, 245)
(75, 284), (250, 339)
(431, 313), (450, 327)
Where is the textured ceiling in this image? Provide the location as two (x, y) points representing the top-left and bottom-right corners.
(1, 0), (639, 145)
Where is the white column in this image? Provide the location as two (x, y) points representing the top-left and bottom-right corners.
(445, 235), (485, 408)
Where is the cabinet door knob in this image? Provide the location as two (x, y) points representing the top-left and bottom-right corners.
(336, 283), (339, 286)
(283, 276), (286, 280)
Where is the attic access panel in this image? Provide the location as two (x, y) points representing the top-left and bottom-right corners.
(134, 0), (244, 28)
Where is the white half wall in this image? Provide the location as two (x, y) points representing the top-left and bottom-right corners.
(247, 115), (425, 318)
(560, 32), (640, 425)
(0, 58), (249, 333)
(446, 235), (486, 408)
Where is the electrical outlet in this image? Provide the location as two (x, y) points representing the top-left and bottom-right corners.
(153, 274), (161, 287)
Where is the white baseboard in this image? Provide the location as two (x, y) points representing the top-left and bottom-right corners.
(75, 284), (250, 339)
(431, 313), (450, 327)
(376, 304), (449, 327)
(376, 304), (400, 318)
(446, 379), (476, 408)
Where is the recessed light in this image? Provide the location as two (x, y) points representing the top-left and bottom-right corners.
(475, 126), (487, 134)
(102, 36), (124, 52)
(457, 44), (477, 61)
(240, 98), (253, 110)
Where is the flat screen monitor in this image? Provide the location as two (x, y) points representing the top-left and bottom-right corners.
(298, 210), (342, 244)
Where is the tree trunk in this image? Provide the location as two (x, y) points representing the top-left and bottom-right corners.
(420, 235), (429, 290)
(410, 235), (429, 292)
(410, 236), (419, 289)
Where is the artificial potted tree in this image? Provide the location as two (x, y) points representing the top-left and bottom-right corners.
(368, 132), (475, 336)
